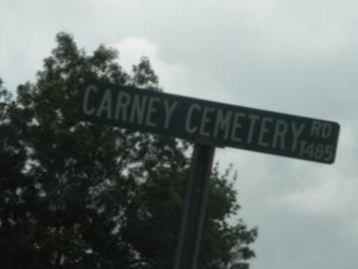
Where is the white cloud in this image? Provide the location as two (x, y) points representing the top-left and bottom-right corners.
(113, 37), (188, 94)
(278, 175), (357, 216)
(237, 0), (358, 57)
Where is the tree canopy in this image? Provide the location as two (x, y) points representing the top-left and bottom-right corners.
(0, 33), (257, 269)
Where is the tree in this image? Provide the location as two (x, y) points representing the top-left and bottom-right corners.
(0, 33), (257, 269)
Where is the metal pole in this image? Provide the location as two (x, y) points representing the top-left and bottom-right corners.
(174, 143), (215, 269)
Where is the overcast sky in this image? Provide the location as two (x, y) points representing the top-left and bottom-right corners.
(1, 1), (357, 268)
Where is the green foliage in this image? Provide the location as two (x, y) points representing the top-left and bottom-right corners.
(0, 32), (256, 269)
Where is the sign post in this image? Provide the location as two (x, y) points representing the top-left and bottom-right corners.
(174, 144), (215, 269)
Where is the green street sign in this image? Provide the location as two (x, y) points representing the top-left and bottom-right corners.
(79, 82), (340, 164)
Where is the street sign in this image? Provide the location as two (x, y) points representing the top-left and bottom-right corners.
(79, 80), (341, 269)
(79, 82), (340, 164)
